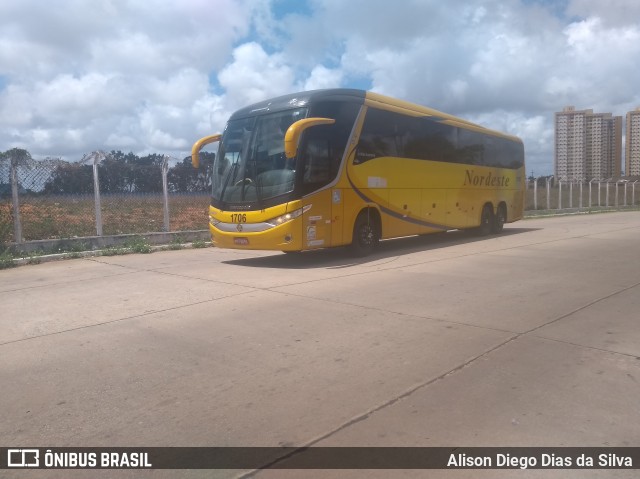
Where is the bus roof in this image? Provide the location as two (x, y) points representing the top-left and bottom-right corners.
(229, 89), (366, 120)
(228, 89), (521, 143)
(365, 92), (521, 142)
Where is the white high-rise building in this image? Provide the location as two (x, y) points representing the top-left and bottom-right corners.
(555, 106), (622, 181)
(626, 108), (640, 177)
(555, 107), (587, 181)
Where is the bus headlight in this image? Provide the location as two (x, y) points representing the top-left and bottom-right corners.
(209, 215), (221, 227)
(267, 205), (311, 227)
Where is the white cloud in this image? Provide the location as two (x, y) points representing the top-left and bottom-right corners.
(302, 65), (344, 91)
(218, 42), (296, 109)
(0, 0), (261, 159)
(299, 0), (639, 174)
(149, 69), (210, 107)
(567, 0), (640, 27)
(562, 18), (640, 109)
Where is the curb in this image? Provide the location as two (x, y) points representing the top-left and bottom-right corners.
(7, 242), (212, 267)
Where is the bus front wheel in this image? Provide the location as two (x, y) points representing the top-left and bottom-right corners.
(350, 210), (380, 257)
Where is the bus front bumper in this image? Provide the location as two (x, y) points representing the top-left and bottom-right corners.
(209, 221), (303, 252)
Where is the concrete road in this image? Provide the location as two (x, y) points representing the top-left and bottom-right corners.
(1, 212), (640, 479)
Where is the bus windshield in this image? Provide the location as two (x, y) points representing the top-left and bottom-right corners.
(212, 108), (307, 205)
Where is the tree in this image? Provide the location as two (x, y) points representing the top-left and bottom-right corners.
(42, 162), (94, 194)
(3, 148), (32, 165)
(2, 149), (32, 189)
(133, 153), (163, 193)
(99, 151), (137, 193)
(98, 151), (164, 193)
(168, 153), (214, 193)
(536, 175), (554, 186)
(7, 148), (216, 196)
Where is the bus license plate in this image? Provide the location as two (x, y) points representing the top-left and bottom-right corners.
(234, 237), (249, 245)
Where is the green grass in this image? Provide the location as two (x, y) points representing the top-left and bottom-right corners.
(98, 238), (153, 256)
(0, 232), (214, 269)
(99, 246), (127, 257)
(0, 250), (48, 268)
(168, 236), (185, 250)
(0, 251), (16, 270)
(123, 236), (153, 254)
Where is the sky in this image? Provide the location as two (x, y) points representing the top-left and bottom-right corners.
(1, 0), (640, 176)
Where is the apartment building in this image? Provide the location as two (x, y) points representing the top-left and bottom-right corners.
(554, 106), (622, 181)
(626, 108), (640, 177)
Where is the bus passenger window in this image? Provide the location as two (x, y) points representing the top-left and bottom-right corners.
(303, 138), (331, 186)
(457, 128), (484, 165)
(356, 109), (399, 163)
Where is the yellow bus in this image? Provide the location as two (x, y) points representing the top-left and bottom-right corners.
(192, 89), (525, 256)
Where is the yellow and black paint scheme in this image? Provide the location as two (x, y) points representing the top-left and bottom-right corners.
(193, 89), (525, 254)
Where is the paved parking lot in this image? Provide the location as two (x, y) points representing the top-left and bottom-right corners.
(2, 212), (640, 478)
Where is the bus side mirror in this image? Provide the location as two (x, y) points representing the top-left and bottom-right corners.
(191, 134), (222, 168)
(284, 118), (335, 159)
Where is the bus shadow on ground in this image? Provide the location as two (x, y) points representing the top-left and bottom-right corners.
(222, 227), (539, 270)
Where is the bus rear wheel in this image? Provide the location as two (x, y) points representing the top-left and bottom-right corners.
(477, 204), (494, 236)
(350, 210), (380, 257)
(492, 204), (506, 233)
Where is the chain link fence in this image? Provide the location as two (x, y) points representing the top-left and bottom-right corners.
(0, 157), (13, 251)
(525, 177), (640, 212)
(0, 149), (212, 252)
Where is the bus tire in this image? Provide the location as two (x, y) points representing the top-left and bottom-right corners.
(492, 204), (506, 233)
(477, 204), (494, 236)
(349, 210), (380, 257)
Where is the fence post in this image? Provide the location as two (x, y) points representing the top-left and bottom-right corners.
(633, 181), (637, 206)
(546, 178), (551, 210)
(90, 152), (104, 236)
(598, 181), (601, 206)
(579, 181), (583, 209)
(569, 181), (573, 209)
(624, 182), (628, 207)
(162, 156), (170, 232)
(533, 179), (537, 210)
(558, 181), (562, 210)
(606, 182), (610, 207)
(10, 156), (23, 244)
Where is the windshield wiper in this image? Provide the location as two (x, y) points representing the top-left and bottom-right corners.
(220, 157), (240, 200)
(249, 158), (265, 208)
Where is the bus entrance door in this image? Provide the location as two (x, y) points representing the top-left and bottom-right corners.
(304, 189), (333, 250)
